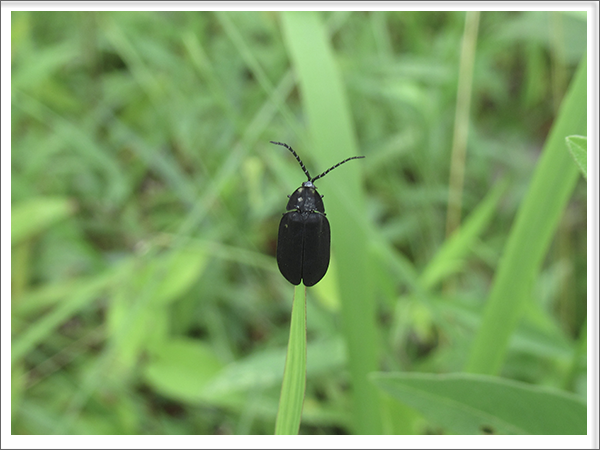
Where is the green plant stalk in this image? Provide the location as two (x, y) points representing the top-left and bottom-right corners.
(275, 285), (307, 435)
(280, 11), (382, 434)
(446, 11), (480, 237)
(464, 55), (587, 375)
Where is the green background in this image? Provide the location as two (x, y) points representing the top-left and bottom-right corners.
(11, 10), (588, 435)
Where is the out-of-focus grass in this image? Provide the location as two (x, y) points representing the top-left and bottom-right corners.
(10, 11), (587, 435)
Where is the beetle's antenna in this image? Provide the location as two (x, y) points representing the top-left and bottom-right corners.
(311, 156), (365, 182)
(270, 141), (312, 181)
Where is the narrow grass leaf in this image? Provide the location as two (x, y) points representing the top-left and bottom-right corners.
(11, 267), (118, 365)
(464, 56), (587, 375)
(275, 285), (307, 435)
(280, 11), (381, 435)
(421, 178), (509, 289)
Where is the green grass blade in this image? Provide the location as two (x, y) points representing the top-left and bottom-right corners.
(275, 285), (307, 435)
(421, 178), (509, 290)
(565, 135), (587, 179)
(11, 267), (119, 365)
(371, 372), (586, 434)
(464, 56), (587, 375)
(280, 11), (381, 434)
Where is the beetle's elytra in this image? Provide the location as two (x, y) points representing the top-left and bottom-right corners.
(271, 141), (365, 286)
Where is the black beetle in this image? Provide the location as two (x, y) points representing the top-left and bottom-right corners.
(271, 141), (365, 286)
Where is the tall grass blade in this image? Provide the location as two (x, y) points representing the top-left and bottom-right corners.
(280, 11), (381, 434)
(464, 56), (587, 375)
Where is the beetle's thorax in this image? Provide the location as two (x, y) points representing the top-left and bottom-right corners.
(286, 183), (325, 214)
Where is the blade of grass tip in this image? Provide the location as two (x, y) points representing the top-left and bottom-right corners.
(280, 11), (381, 435)
(275, 285), (307, 435)
(464, 55), (587, 375)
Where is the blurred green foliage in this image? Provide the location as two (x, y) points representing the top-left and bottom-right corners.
(11, 10), (587, 435)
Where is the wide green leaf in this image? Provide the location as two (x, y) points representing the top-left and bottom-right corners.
(143, 338), (225, 403)
(204, 338), (345, 397)
(372, 372), (586, 435)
